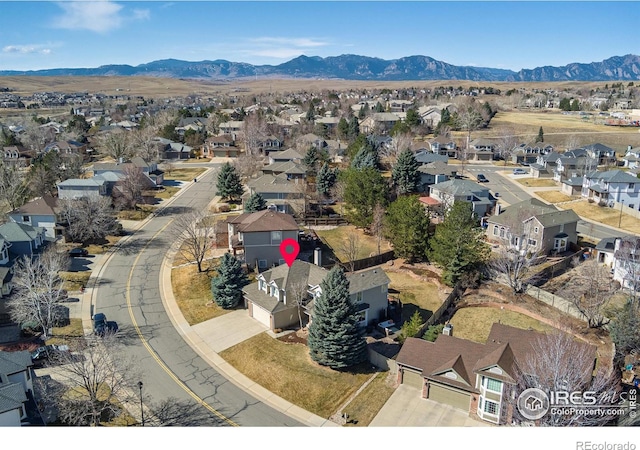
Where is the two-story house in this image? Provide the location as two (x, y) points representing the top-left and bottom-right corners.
(582, 170), (640, 210)
(417, 161), (452, 193)
(554, 149), (592, 182)
(359, 112), (401, 135)
(486, 198), (579, 254)
(227, 210), (300, 271)
(93, 156), (164, 187)
(510, 142), (554, 166)
(218, 120), (244, 141)
(0, 351), (35, 426)
(245, 174), (306, 216)
(622, 146), (640, 170)
(268, 148), (303, 165)
(429, 179), (496, 217)
(427, 137), (458, 158)
(611, 236), (640, 291)
(242, 260), (390, 331)
(57, 177), (108, 200)
(259, 136), (284, 154)
(8, 194), (64, 240)
(582, 143), (616, 166)
(260, 161), (306, 180)
(417, 106), (442, 128)
(396, 323), (596, 425)
(468, 138), (497, 161)
(204, 135), (239, 158)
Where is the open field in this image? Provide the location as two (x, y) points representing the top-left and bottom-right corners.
(219, 332), (378, 419)
(449, 306), (553, 343)
(534, 191), (574, 203)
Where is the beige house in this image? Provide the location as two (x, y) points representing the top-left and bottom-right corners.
(396, 323), (596, 425)
(359, 112), (401, 134)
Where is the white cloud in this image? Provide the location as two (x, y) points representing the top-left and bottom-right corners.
(242, 36), (329, 61)
(3, 44), (53, 55)
(52, 1), (149, 33)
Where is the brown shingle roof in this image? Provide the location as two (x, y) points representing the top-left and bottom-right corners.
(227, 210), (299, 233)
(9, 194), (59, 216)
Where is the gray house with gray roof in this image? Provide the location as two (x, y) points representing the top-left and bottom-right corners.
(245, 173), (306, 216)
(242, 260), (390, 331)
(582, 170), (640, 209)
(486, 198), (579, 254)
(0, 222), (47, 257)
(0, 350), (34, 426)
(429, 179), (496, 217)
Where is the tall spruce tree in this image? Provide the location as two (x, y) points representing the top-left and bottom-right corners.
(391, 148), (420, 194)
(342, 167), (388, 229)
(244, 192), (267, 212)
(428, 201), (490, 286)
(316, 162), (337, 198)
(384, 195), (429, 262)
(216, 162), (243, 202)
(307, 266), (367, 369)
(536, 126), (544, 143)
(211, 252), (249, 309)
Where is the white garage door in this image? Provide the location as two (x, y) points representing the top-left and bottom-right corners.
(251, 303), (272, 329)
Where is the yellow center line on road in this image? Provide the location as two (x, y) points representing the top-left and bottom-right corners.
(126, 219), (238, 427)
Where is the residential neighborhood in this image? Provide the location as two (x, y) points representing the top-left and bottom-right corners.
(1, 74), (640, 431)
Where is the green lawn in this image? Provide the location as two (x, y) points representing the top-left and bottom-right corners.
(219, 332), (378, 419)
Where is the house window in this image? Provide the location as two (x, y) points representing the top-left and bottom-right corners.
(483, 399), (499, 415)
(258, 259), (267, 269)
(629, 183), (635, 189)
(534, 227), (539, 234)
(485, 378), (502, 393)
(356, 292), (363, 303)
(271, 231), (282, 245)
(22, 215), (30, 223)
(499, 227), (505, 238)
(528, 239), (537, 246)
(493, 226), (499, 236)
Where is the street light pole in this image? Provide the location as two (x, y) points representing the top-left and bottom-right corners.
(137, 381), (145, 427)
(619, 200), (624, 229)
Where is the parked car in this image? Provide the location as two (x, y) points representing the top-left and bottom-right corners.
(476, 174), (488, 183)
(31, 344), (70, 366)
(513, 168), (527, 175)
(93, 313), (118, 336)
(69, 247), (89, 257)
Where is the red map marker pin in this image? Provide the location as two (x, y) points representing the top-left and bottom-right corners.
(280, 238), (300, 267)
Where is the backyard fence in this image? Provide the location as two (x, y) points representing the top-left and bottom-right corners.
(416, 282), (466, 338)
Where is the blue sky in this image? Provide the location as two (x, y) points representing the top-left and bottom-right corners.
(1, 1), (639, 72)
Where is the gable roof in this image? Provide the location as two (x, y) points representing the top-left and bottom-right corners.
(0, 382), (27, 415)
(9, 194), (59, 216)
(262, 161), (306, 176)
(586, 170), (639, 184)
(431, 179), (489, 197)
(247, 173), (305, 194)
(488, 197), (576, 227)
(227, 210), (299, 233)
(0, 350), (32, 375)
(0, 222), (45, 243)
(270, 148), (303, 161)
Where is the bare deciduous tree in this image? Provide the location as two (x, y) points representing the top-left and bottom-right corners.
(59, 196), (121, 244)
(39, 335), (140, 426)
(496, 129), (519, 165)
(0, 160), (28, 211)
(232, 153), (264, 181)
(381, 131), (413, 165)
(113, 165), (149, 211)
(370, 203), (385, 256)
(287, 279), (310, 330)
(612, 236), (640, 305)
(557, 258), (614, 328)
(488, 213), (547, 294)
(8, 248), (69, 340)
(337, 230), (360, 272)
(97, 129), (133, 161)
(512, 331), (620, 426)
(130, 127), (160, 162)
(173, 209), (215, 273)
(241, 112), (268, 156)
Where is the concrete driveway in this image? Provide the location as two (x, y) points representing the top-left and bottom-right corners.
(191, 310), (268, 352)
(370, 384), (491, 427)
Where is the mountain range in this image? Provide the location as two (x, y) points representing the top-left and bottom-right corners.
(1, 54), (639, 82)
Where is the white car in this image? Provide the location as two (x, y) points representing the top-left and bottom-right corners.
(513, 168), (527, 175)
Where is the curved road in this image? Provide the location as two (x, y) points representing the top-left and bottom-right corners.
(94, 165), (302, 426)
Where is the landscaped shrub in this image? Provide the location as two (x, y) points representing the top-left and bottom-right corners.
(423, 323), (445, 342)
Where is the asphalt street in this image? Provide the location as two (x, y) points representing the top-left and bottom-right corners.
(94, 165), (303, 427)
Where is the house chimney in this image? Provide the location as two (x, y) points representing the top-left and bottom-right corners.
(313, 247), (322, 266)
(494, 203), (502, 216)
(629, 145), (633, 152)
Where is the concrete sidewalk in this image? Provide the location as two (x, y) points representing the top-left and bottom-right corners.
(78, 169), (336, 427)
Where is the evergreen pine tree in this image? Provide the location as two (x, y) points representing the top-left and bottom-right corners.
(337, 117), (349, 140)
(375, 102), (385, 112)
(316, 162), (337, 198)
(216, 162), (244, 202)
(347, 116), (360, 140)
(307, 266), (367, 369)
(384, 195), (429, 262)
(536, 126), (544, 143)
(211, 252), (249, 309)
(244, 192), (267, 212)
(302, 146), (319, 175)
(391, 149), (420, 194)
(428, 201), (490, 287)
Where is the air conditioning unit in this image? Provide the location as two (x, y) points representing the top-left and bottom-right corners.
(443, 323), (453, 336)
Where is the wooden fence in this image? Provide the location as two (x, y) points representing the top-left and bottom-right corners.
(416, 282), (466, 338)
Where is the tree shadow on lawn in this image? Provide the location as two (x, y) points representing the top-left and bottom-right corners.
(400, 302), (433, 325)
